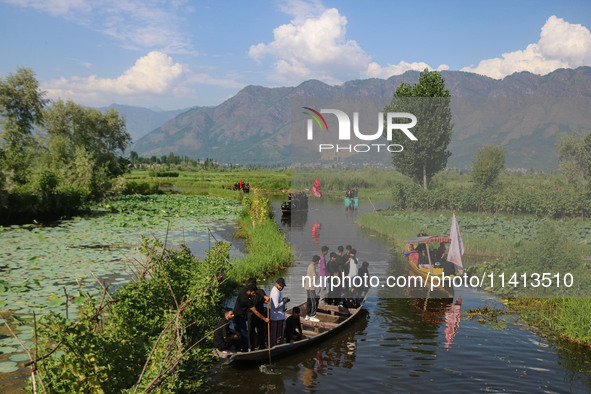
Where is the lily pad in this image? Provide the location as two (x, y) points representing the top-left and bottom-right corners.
(0, 361), (19, 373)
(0, 346), (18, 354)
(9, 353), (31, 362)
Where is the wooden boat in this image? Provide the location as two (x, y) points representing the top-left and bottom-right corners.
(281, 193), (309, 214)
(214, 296), (367, 362)
(404, 236), (456, 297)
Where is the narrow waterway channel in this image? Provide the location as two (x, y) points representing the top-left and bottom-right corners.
(210, 198), (591, 392)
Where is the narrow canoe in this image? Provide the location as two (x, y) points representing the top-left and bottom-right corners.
(214, 296), (367, 362)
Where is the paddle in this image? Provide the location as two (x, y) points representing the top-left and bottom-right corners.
(267, 302), (272, 365)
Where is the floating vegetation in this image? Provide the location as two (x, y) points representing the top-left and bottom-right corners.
(465, 304), (512, 329)
(0, 194), (241, 365)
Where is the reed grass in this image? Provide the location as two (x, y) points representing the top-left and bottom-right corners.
(510, 298), (591, 346)
(228, 218), (291, 281)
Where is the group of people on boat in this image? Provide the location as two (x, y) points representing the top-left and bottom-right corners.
(345, 188), (358, 199)
(288, 192), (308, 211)
(406, 229), (456, 276)
(213, 277), (298, 353)
(213, 244), (369, 354)
(305, 245), (369, 320)
(232, 181), (250, 193)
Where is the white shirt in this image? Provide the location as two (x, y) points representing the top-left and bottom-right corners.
(270, 285), (285, 321)
(348, 256), (359, 278)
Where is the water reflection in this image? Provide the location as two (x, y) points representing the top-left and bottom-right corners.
(280, 211), (308, 230)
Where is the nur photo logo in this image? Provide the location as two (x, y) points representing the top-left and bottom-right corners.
(303, 107), (418, 153)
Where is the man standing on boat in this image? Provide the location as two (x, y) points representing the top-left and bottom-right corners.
(305, 255), (320, 322)
(318, 246), (329, 304)
(234, 283), (269, 352)
(270, 278), (289, 346)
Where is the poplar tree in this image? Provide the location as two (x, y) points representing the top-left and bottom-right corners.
(384, 69), (453, 190)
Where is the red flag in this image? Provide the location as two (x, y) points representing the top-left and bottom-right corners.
(311, 177), (322, 198)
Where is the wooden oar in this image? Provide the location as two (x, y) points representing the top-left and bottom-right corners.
(267, 303), (272, 365)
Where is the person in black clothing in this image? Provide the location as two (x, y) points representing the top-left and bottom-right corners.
(284, 307), (303, 343)
(247, 278), (270, 351)
(417, 229), (427, 237)
(325, 252), (338, 305)
(213, 308), (240, 351)
(233, 283), (269, 352)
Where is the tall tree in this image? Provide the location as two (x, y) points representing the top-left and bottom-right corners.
(384, 69), (453, 190)
(471, 145), (505, 188)
(43, 99), (130, 176)
(0, 67), (47, 184)
(42, 99), (130, 194)
(556, 130), (589, 187)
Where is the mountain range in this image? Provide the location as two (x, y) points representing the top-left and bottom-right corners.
(98, 104), (193, 143)
(131, 67), (591, 170)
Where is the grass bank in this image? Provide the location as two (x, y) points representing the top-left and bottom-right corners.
(124, 168), (290, 198)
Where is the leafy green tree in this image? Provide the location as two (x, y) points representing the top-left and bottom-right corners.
(384, 69), (453, 189)
(583, 132), (591, 182)
(42, 99), (131, 194)
(0, 67), (47, 184)
(471, 145), (505, 188)
(556, 130), (590, 187)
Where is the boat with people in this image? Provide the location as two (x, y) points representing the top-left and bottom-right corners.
(281, 192), (309, 214)
(214, 296), (367, 362)
(344, 188), (358, 209)
(403, 215), (465, 298)
(404, 235), (456, 297)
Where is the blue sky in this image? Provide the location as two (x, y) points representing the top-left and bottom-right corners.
(1, 0), (590, 110)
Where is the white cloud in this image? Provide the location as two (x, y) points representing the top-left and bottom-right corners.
(249, 7), (371, 84)
(43, 51), (244, 106)
(367, 61), (449, 79)
(279, 0), (325, 23)
(251, 2), (452, 84)
(2, 0), (193, 53)
(462, 16), (591, 79)
(2, 0), (91, 16)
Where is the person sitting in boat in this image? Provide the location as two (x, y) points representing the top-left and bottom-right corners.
(285, 306), (303, 343)
(436, 243), (446, 259)
(416, 244), (429, 268)
(441, 253), (456, 276)
(213, 308), (240, 352)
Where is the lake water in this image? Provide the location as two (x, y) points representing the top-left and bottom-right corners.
(209, 198), (591, 392)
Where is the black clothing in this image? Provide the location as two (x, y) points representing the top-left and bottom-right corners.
(284, 315), (302, 343)
(233, 289), (255, 319)
(326, 259), (338, 276)
(213, 317), (233, 350)
(249, 290), (268, 350)
(342, 255), (351, 276)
